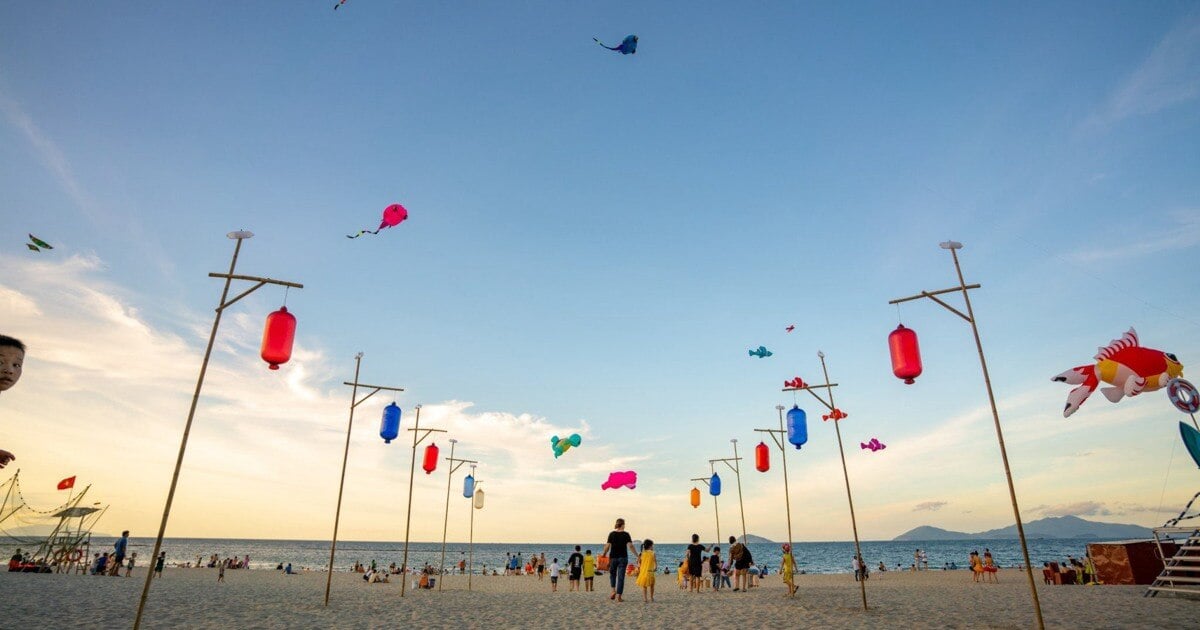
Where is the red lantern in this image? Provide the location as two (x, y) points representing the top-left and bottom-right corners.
(260, 306), (296, 370)
(690, 487), (701, 509)
(755, 441), (770, 472)
(422, 442), (439, 474)
(889, 324), (922, 384)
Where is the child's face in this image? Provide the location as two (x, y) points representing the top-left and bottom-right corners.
(0, 347), (24, 392)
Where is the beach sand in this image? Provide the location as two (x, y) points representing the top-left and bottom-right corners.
(1, 567), (1196, 628)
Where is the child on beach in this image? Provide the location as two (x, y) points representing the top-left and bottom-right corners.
(154, 552), (165, 578)
(636, 540), (657, 602)
(126, 553), (136, 577)
(549, 558), (560, 592)
(982, 549), (998, 583)
(582, 550), (595, 591)
(781, 544), (796, 596)
(969, 551), (982, 583)
(0, 335), (27, 469)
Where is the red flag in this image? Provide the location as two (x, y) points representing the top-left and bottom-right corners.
(57, 476), (76, 491)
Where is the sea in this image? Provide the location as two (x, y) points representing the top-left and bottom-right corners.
(10, 536), (1103, 575)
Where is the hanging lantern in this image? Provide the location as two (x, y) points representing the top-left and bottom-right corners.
(690, 487), (701, 508)
(422, 442), (439, 474)
(473, 487), (485, 509)
(379, 402), (401, 444)
(787, 405), (808, 449)
(889, 324), (923, 384)
(260, 306), (296, 370)
(709, 472), (722, 496)
(755, 441), (770, 472)
(463, 474), (475, 498)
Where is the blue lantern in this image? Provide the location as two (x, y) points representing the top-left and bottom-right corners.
(787, 405), (808, 449)
(380, 402), (401, 444)
(709, 472), (722, 496)
(463, 474), (475, 498)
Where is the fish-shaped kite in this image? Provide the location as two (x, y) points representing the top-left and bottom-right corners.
(785, 325), (795, 333)
(551, 433), (582, 458)
(860, 438), (886, 452)
(1052, 327), (1183, 417)
(601, 470), (637, 490)
(784, 377), (807, 389)
(347, 203), (408, 239)
(749, 346), (773, 358)
(26, 234), (53, 252)
(594, 35), (638, 55)
(823, 408), (848, 422)
(333, 0), (348, 9)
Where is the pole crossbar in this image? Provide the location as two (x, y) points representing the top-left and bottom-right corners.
(343, 382), (406, 392)
(887, 283), (980, 305)
(754, 428), (785, 451)
(207, 272), (305, 288)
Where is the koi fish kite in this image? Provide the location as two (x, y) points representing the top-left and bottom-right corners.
(785, 325), (795, 333)
(860, 438), (886, 452)
(551, 433), (582, 458)
(333, 0), (348, 9)
(823, 408), (848, 421)
(594, 35), (638, 55)
(601, 470), (637, 490)
(26, 234), (52, 252)
(1052, 327), (1183, 417)
(347, 203), (408, 239)
(749, 346), (773, 358)
(784, 377), (807, 389)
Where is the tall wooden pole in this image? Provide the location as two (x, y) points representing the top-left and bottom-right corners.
(731, 439), (747, 543)
(400, 405), (422, 597)
(819, 352), (868, 611)
(777, 405), (794, 558)
(134, 232), (245, 630)
(949, 245), (1044, 629)
(468, 477), (481, 591)
(438, 443), (475, 591)
(324, 352), (362, 606)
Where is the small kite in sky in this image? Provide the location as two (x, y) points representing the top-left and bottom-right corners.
(784, 377), (807, 389)
(601, 470), (637, 490)
(26, 234), (53, 252)
(785, 325), (795, 333)
(860, 438), (886, 452)
(333, 0), (348, 9)
(823, 408), (848, 422)
(551, 434), (582, 458)
(594, 35), (638, 55)
(347, 203), (408, 239)
(749, 346), (773, 358)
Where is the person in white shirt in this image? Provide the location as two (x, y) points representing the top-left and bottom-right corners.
(549, 559), (561, 592)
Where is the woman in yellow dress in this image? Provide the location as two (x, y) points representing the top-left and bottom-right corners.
(636, 540), (658, 602)
(781, 543), (797, 596)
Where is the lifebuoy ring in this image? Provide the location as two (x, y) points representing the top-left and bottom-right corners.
(1168, 379), (1200, 414)
(69, 549), (83, 563)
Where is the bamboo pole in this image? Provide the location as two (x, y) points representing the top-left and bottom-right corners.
(754, 404), (795, 594)
(818, 352), (868, 611)
(468, 476), (482, 591)
(400, 406), (444, 596)
(324, 353), (362, 606)
(731, 440), (747, 543)
(438, 439), (457, 592)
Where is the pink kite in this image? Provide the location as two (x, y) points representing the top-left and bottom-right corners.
(347, 203), (408, 239)
(601, 471), (637, 490)
(784, 377), (807, 389)
(860, 438), (886, 452)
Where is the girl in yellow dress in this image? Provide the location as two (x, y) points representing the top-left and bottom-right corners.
(781, 543), (797, 596)
(636, 540), (657, 602)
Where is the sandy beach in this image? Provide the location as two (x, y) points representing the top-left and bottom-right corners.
(2, 567), (1196, 629)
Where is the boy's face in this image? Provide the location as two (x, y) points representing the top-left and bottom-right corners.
(0, 347), (23, 392)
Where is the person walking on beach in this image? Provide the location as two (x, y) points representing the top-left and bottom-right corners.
(982, 549), (998, 583)
(218, 562), (225, 583)
(852, 555), (863, 581)
(729, 536), (751, 592)
(111, 531), (129, 577)
(583, 550), (596, 591)
(781, 544), (797, 596)
(708, 547), (722, 591)
(969, 551), (982, 583)
(636, 540), (657, 602)
(0, 335), (27, 469)
(685, 534), (706, 593)
(537, 553), (546, 581)
(154, 552), (166, 578)
(920, 549), (929, 570)
(567, 545), (584, 591)
(549, 558), (560, 592)
(601, 517), (638, 602)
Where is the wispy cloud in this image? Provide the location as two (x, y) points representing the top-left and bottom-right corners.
(1031, 501), (1112, 517)
(0, 91), (98, 220)
(1064, 210), (1200, 263)
(914, 501), (947, 512)
(1085, 15), (1200, 128)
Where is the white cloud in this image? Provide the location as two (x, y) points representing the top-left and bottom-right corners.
(0, 91), (96, 220)
(1085, 15), (1200, 127)
(914, 501), (948, 512)
(1064, 210), (1200, 263)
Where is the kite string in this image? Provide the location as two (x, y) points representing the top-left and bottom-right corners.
(1157, 433), (1178, 520)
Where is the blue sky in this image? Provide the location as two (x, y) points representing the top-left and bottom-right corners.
(1, 2), (1199, 543)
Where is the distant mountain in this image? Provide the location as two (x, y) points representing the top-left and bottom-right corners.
(893, 515), (1152, 541)
(743, 534), (775, 545)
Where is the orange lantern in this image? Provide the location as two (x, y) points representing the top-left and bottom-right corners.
(755, 441), (770, 472)
(422, 442), (439, 474)
(889, 324), (922, 384)
(260, 306), (296, 370)
(690, 487), (701, 509)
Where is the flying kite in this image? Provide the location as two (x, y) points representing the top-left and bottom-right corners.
(1052, 328), (1183, 417)
(333, 0), (348, 9)
(601, 471), (637, 490)
(784, 377), (807, 389)
(551, 434), (582, 458)
(860, 438), (886, 452)
(749, 346), (773, 358)
(593, 35), (638, 55)
(785, 325), (795, 333)
(347, 203), (408, 239)
(823, 408), (848, 421)
(26, 234), (52, 252)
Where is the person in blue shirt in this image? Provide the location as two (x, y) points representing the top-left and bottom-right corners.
(111, 531), (129, 576)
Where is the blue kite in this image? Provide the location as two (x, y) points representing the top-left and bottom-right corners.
(594, 35), (638, 55)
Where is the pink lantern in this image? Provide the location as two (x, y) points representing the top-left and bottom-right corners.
(422, 443), (439, 474)
(889, 324), (922, 384)
(260, 306), (296, 370)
